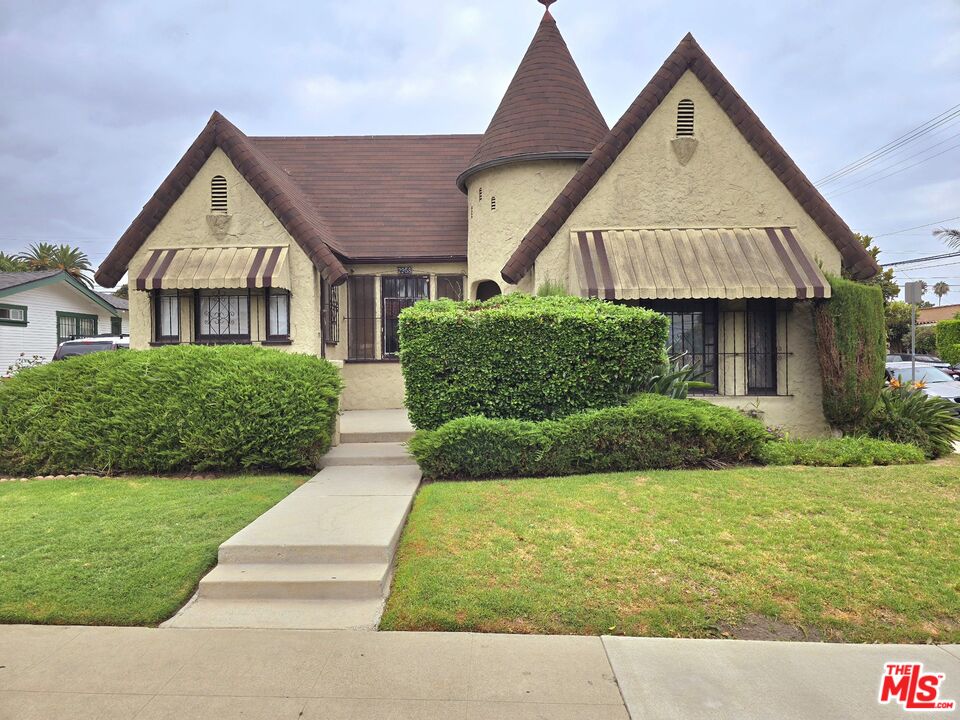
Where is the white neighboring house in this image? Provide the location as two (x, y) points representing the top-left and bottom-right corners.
(0, 270), (123, 374)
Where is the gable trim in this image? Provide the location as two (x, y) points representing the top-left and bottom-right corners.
(94, 112), (349, 289)
(500, 33), (880, 285)
(0, 271), (120, 315)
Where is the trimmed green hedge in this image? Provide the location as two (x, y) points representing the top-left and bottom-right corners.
(0, 346), (342, 475)
(398, 294), (669, 429)
(813, 276), (886, 431)
(756, 437), (925, 467)
(408, 395), (770, 480)
(936, 319), (960, 365)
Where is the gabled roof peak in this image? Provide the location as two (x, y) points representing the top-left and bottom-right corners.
(456, 4), (608, 191)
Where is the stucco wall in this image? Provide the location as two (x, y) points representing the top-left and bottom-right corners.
(465, 159), (582, 296)
(340, 362), (406, 410)
(532, 70), (843, 289)
(125, 148), (321, 355)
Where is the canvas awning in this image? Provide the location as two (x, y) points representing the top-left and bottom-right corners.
(134, 246), (290, 291)
(570, 227), (830, 301)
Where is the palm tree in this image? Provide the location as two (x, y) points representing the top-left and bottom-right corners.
(934, 228), (960, 249)
(0, 251), (27, 272)
(934, 281), (950, 305)
(16, 243), (94, 287)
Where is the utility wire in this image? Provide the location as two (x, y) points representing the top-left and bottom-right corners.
(825, 139), (960, 199)
(816, 102), (960, 186)
(882, 251), (960, 268)
(873, 216), (960, 238)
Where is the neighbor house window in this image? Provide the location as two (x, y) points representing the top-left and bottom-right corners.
(195, 290), (249, 342)
(265, 288), (290, 341)
(382, 276), (429, 356)
(154, 291), (180, 342)
(56, 312), (98, 344)
(436, 275), (465, 301)
(210, 175), (228, 214)
(0, 303), (27, 326)
(322, 280), (340, 345)
(347, 276), (376, 360)
(746, 300), (777, 394)
(676, 99), (695, 136)
(110, 316), (122, 335)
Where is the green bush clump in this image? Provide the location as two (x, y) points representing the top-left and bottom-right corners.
(0, 345), (342, 475)
(398, 294), (669, 429)
(756, 437), (925, 467)
(936, 319), (960, 365)
(813, 276), (886, 432)
(408, 394), (769, 480)
(864, 386), (960, 458)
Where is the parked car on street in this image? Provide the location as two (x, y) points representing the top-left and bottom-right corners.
(886, 353), (960, 379)
(885, 362), (960, 412)
(52, 335), (129, 361)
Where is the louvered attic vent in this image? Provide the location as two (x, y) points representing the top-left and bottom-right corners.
(210, 175), (228, 214)
(676, 99), (695, 137)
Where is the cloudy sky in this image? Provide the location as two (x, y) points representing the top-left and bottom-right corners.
(2, 0), (959, 299)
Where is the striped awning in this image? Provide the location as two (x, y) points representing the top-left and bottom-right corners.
(135, 246), (290, 291)
(571, 227), (830, 301)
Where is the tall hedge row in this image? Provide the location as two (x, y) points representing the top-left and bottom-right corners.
(0, 345), (342, 475)
(398, 294), (669, 429)
(813, 276), (886, 432)
(936, 319), (960, 365)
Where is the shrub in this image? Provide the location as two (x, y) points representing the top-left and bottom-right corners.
(936, 319), (960, 365)
(0, 345), (342, 475)
(864, 385), (960, 458)
(814, 276), (886, 432)
(756, 437), (925, 467)
(408, 394), (770, 480)
(398, 294), (669, 429)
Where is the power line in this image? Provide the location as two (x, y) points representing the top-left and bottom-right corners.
(815, 102), (960, 186)
(825, 139), (960, 198)
(872, 216), (960, 238)
(882, 251), (960, 268)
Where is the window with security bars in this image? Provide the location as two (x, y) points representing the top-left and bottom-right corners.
(348, 276), (376, 360)
(746, 300), (777, 394)
(382, 276), (429, 356)
(56, 312), (98, 344)
(195, 290), (249, 342)
(322, 280), (340, 345)
(436, 275), (465, 301)
(644, 300), (717, 390)
(676, 99), (695, 136)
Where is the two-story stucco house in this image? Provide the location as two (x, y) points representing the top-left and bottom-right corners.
(94, 1), (878, 436)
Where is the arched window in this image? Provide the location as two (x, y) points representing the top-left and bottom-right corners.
(210, 175), (228, 214)
(676, 99), (695, 137)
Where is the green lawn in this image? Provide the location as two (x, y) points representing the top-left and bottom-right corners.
(0, 475), (304, 626)
(382, 458), (960, 643)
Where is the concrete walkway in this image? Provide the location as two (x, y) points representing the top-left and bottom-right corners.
(4, 626), (959, 719)
(164, 410), (418, 630)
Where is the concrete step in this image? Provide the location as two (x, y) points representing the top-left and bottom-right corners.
(339, 409), (415, 444)
(198, 562), (390, 600)
(161, 597), (386, 630)
(323, 442), (416, 467)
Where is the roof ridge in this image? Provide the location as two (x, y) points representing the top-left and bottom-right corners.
(500, 33), (880, 284)
(95, 112), (349, 288)
(250, 134), (483, 141)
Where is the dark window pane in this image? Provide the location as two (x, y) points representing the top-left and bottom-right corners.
(348, 276), (376, 359)
(381, 276), (428, 357)
(747, 300), (777, 393)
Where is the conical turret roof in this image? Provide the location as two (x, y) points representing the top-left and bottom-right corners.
(457, 6), (608, 190)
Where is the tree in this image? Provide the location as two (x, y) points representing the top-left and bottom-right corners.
(934, 281), (950, 305)
(934, 227), (960, 248)
(114, 284), (129, 300)
(844, 233), (899, 301)
(0, 252), (27, 272)
(885, 301), (913, 352)
(16, 243), (93, 288)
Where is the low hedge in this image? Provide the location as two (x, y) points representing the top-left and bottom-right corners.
(408, 394), (769, 480)
(936, 319), (960, 365)
(756, 437), (925, 467)
(0, 345), (342, 475)
(398, 294), (668, 429)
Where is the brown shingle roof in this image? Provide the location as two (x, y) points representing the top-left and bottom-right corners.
(96, 112), (349, 288)
(251, 135), (480, 262)
(456, 7), (608, 191)
(500, 33), (881, 284)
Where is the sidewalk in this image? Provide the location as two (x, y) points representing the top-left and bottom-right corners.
(2, 625), (958, 719)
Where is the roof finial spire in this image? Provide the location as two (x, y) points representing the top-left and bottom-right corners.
(538, 0), (557, 12)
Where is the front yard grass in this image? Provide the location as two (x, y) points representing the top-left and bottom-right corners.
(0, 474), (304, 626)
(382, 457), (960, 643)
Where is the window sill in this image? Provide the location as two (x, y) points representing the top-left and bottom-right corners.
(262, 339), (292, 346)
(0, 321), (28, 327)
(150, 340), (180, 346)
(345, 358), (400, 364)
(194, 339), (252, 346)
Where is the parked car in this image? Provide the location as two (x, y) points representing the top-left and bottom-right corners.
(885, 362), (960, 412)
(886, 353), (960, 379)
(52, 335), (129, 361)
